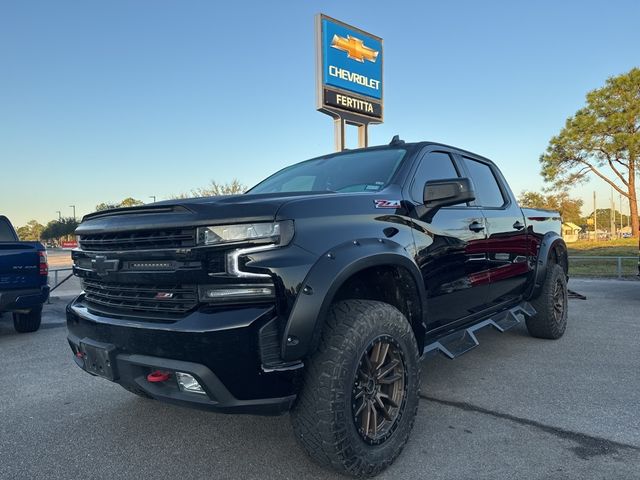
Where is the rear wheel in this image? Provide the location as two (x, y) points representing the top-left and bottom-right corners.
(527, 263), (568, 339)
(13, 306), (43, 333)
(291, 299), (420, 477)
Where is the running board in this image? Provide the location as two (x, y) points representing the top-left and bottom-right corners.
(423, 302), (536, 359)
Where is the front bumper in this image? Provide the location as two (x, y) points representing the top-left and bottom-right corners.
(0, 285), (49, 312)
(66, 295), (303, 415)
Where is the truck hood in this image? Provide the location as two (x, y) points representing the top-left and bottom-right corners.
(76, 191), (338, 234)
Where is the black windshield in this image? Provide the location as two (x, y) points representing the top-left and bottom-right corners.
(248, 149), (406, 194)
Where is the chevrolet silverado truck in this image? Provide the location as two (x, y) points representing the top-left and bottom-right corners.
(0, 215), (49, 332)
(67, 138), (568, 477)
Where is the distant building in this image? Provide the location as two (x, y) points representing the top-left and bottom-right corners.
(619, 225), (632, 238)
(562, 222), (582, 243)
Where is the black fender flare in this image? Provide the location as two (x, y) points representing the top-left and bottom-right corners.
(527, 232), (568, 300)
(280, 238), (426, 362)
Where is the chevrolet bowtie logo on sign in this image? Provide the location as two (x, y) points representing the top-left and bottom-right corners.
(317, 14), (383, 122)
(331, 35), (379, 63)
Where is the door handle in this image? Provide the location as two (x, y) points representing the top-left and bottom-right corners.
(469, 221), (485, 232)
(513, 221), (525, 230)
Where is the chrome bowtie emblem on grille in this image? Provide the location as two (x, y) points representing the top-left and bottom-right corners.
(155, 292), (174, 299)
(90, 255), (120, 277)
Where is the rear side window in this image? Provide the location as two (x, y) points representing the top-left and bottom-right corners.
(462, 157), (505, 208)
(0, 218), (17, 241)
(411, 151), (460, 202)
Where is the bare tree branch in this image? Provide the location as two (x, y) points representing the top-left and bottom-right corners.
(606, 158), (629, 186)
(581, 160), (629, 197)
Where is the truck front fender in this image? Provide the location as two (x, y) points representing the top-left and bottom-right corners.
(281, 238), (425, 362)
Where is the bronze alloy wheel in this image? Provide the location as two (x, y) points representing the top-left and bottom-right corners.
(292, 300), (421, 476)
(552, 278), (566, 323)
(351, 335), (407, 445)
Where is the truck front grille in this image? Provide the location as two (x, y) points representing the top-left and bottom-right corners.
(78, 228), (196, 251)
(82, 279), (198, 314)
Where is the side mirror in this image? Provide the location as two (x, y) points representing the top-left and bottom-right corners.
(421, 178), (475, 221)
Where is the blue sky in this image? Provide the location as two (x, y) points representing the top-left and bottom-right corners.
(1, 0), (639, 226)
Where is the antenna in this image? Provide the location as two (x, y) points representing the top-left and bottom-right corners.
(389, 135), (404, 146)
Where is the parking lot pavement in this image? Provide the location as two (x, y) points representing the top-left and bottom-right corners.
(47, 273), (80, 297)
(46, 249), (72, 268)
(1, 278), (638, 480)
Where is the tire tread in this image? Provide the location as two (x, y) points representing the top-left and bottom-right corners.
(291, 299), (420, 477)
(527, 263), (568, 339)
(13, 306), (43, 333)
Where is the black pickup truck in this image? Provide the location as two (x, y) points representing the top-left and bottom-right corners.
(0, 215), (49, 332)
(67, 138), (568, 477)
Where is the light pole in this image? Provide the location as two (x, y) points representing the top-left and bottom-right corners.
(69, 205), (76, 220)
(149, 195), (156, 203)
(56, 210), (61, 221)
(593, 191), (597, 241)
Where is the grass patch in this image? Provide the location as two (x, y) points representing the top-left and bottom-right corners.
(567, 238), (638, 256)
(569, 256), (638, 277)
(566, 238), (638, 276)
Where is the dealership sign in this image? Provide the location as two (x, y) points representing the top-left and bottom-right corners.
(316, 14), (383, 122)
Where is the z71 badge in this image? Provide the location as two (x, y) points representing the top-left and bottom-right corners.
(374, 199), (401, 209)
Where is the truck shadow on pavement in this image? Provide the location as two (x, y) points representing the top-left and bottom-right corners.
(83, 300), (637, 480)
(4, 288), (637, 479)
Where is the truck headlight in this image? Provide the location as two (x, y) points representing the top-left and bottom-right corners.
(197, 221), (293, 246)
(198, 284), (275, 303)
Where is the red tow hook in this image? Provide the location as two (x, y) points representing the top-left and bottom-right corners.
(75, 351), (84, 359)
(147, 370), (171, 383)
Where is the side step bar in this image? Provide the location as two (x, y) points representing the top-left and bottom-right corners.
(423, 302), (536, 359)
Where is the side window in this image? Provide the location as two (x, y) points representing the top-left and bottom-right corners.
(411, 151), (459, 202)
(0, 218), (17, 242)
(462, 157), (505, 208)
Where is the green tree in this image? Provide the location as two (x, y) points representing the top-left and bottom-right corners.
(119, 197), (144, 207)
(95, 197), (144, 212)
(16, 220), (45, 241)
(95, 202), (119, 211)
(518, 191), (583, 225)
(16, 226), (30, 240)
(173, 179), (246, 199)
(41, 217), (79, 241)
(584, 208), (632, 231)
(540, 67), (640, 237)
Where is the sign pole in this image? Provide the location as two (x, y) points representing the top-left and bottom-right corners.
(334, 117), (345, 152)
(332, 116), (371, 151)
(357, 123), (368, 148)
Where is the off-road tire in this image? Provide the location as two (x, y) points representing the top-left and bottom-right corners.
(13, 306), (43, 333)
(291, 299), (420, 477)
(527, 263), (568, 339)
(120, 384), (153, 399)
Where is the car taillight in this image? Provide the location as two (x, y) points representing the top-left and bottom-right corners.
(39, 251), (48, 276)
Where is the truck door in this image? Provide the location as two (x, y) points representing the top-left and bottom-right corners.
(406, 149), (493, 331)
(458, 156), (530, 309)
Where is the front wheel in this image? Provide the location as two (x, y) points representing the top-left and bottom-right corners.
(13, 306), (43, 333)
(291, 300), (420, 477)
